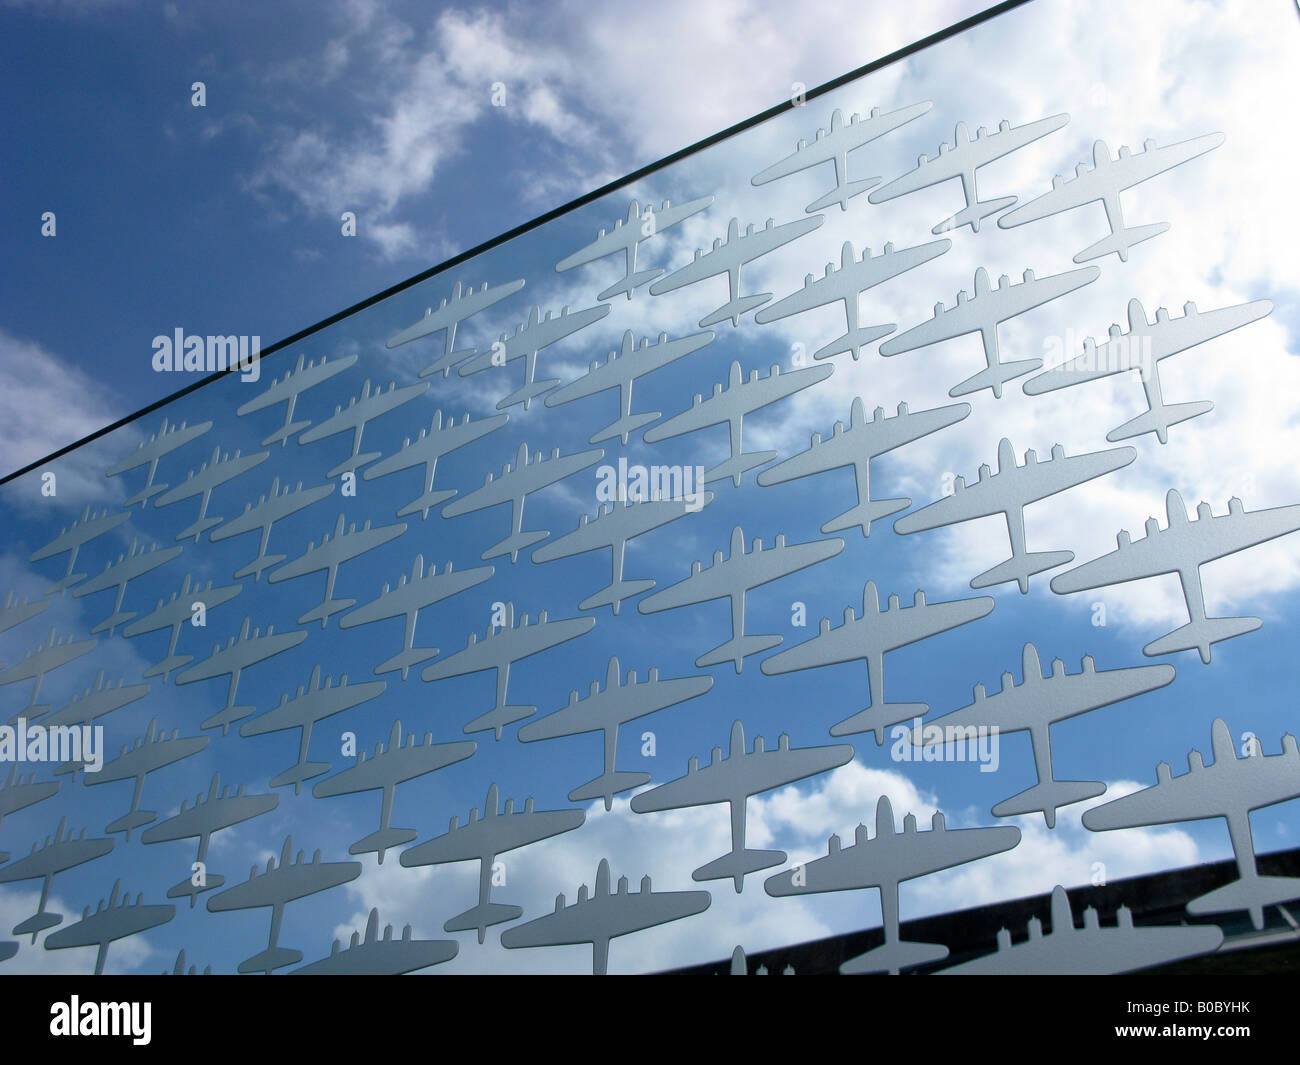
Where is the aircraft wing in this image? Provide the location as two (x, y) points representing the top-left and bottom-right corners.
(456, 278), (526, 317)
(646, 365), (831, 441)
(313, 741), (476, 796)
(239, 679), (385, 737)
(1107, 133), (1225, 188)
(534, 500), (698, 562)
(756, 274), (845, 319)
(752, 102), (932, 182)
(520, 305), (611, 351)
(1197, 503), (1300, 565)
(632, 743), (853, 812)
(752, 136), (838, 183)
(767, 820), (1020, 893)
(643, 391), (731, 439)
(208, 860), (360, 911)
(555, 229), (634, 272)
(869, 116), (1069, 202)
(881, 597), (996, 649)
(30, 515), (129, 562)
(1017, 447), (1136, 504)
(422, 617), (595, 681)
(543, 357), (632, 404)
(725, 364), (833, 413)
(637, 563), (732, 612)
(870, 151), (966, 200)
(651, 245), (734, 294)
(405, 809), (586, 865)
(1024, 341), (1127, 392)
(90, 735), (208, 785)
(999, 170), (1112, 225)
(762, 591), (990, 673)
(1027, 295), (1270, 394)
(735, 215), (824, 261)
(1050, 532), (1178, 593)
(895, 484), (1008, 530)
(651, 218), (821, 295)
(760, 621), (862, 674)
(758, 432), (857, 484)
(501, 890), (711, 949)
(1082, 770), (1232, 829)
(459, 305), (610, 375)
(444, 449), (600, 515)
(141, 794), (279, 844)
(651, 195), (715, 231)
(547, 332), (713, 406)
(555, 198), (713, 271)
(522, 675), (713, 742)
(386, 311), (449, 349)
(880, 301), (978, 352)
(876, 821), (1021, 881)
(901, 446), (1136, 520)
(641, 537), (841, 614)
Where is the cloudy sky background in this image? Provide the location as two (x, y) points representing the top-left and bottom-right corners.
(1, 0), (1298, 974)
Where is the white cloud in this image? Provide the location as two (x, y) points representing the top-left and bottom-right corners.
(0, 330), (137, 502)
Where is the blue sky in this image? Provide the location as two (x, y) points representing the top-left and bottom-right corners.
(1, 0), (1299, 975)
(0, 0), (998, 462)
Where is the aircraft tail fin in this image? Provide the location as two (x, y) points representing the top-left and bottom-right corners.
(806, 177), (881, 214)
(590, 410), (660, 446)
(238, 946), (303, 975)
(234, 552), (286, 581)
(200, 702), (258, 735)
(482, 528), (550, 564)
(569, 769), (652, 811)
(579, 578), (657, 615)
(1075, 222), (1170, 264)
(831, 702), (929, 746)
(598, 268), (663, 302)
(269, 760), (332, 795)
(444, 902), (523, 944)
(14, 911), (62, 942)
(143, 653), (193, 681)
(106, 809), (157, 839)
(1144, 615), (1261, 664)
(694, 848), (787, 893)
(935, 196), (1017, 236)
(696, 632), (783, 674)
(822, 496), (911, 537)
(704, 451), (778, 488)
(813, 323), (896, 362)
(375, 645), (439, 681)
(395, 488), (457, 520)
(176, 515), (223, 543)
(262, 420), (310, 448)
(166, 872), (225, 907)
(497, 378), (560, 412)
(700, 293), (771, 329)
(463, 703), (536, 741)
(350, 826), (419, 864)
(297, 598), (354, 629)
(418, 346), (477, 380)
(124, 484), (168, 509)
(972, 549), (1074, 594)
(1106, 400), (1213, 445)
(950, 357), (1043, 399)
(991, 779), (1106, 828)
